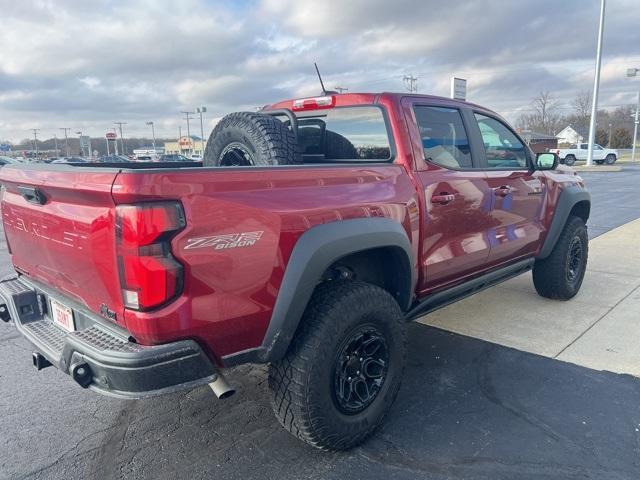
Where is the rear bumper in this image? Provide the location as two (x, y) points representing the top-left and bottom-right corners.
(0, 276), (219, 399)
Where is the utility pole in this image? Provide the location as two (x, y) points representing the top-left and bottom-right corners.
(76, 131), (84, 157)
(112, 128), (119, 155)
(403, 74), (418, 93)
(181, 111), (194, 156)
(114, 122), (127, 155)
(30, 129), (40, 159)
(334, 86), (348, 94)
(146, 121), (156, 153)
(586, 0), (606, 167)
(196, 107), (207, 156)
(60, 127), (71, 157)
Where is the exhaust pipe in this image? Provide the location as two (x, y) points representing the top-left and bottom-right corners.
(208, 372), (235, 399)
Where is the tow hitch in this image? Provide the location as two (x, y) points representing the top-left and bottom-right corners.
(32, 352), (52, 370)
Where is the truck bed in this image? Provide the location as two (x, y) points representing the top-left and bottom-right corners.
(0, 162), (418, 361)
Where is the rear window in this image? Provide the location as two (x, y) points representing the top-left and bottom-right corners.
(291, 106), (392, 162)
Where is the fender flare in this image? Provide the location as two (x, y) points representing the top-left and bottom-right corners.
(537, 185), (591, 259)
(221, 218), (415, 366)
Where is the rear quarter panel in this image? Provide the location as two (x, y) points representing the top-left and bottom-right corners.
(112, 165), (420, 362)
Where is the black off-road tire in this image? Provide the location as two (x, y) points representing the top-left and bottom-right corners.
(533, 216), (588, 300)
(268, 281), (406, 450)
(564, 155), (576, 166)
(325, 130), (358, 159)
(605, 153), (617, 165)
(203, 112), (301, 167)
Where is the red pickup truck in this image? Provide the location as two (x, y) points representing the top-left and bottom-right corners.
(0, 92), (590, 450)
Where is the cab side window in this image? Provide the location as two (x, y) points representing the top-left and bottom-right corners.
(474, 113), (528, 169)
(414, 106), (473, 169)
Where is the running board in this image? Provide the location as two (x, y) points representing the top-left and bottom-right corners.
(405, 258), (534, 322)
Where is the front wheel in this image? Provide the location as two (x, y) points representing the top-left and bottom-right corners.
(533, 216), (588, 300)
(605, 154), (617, 165)
(268, 281), (406, 450)
(564, 155), (576, 166)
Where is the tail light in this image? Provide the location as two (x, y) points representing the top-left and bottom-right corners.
(292, 95), (336, 111)
(116, 202), (186, 311)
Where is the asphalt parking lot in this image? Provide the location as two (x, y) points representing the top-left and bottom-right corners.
(1, 165), (640, 480)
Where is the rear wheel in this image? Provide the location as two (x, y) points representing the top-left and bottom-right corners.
(268, 281), (406, 450)
(564, 155), (576, 166)
(605, 153), (617, 165)
(533, 216), (588, 300)
(203, 112), (301, 167)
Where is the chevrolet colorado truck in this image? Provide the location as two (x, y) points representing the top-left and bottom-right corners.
(551, 143), (618, 166)
(0, 92), (590, 450)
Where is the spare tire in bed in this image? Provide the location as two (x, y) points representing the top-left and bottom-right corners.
(203, 112), (301, 167)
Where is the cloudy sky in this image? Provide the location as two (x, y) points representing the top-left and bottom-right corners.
(1, 0), (639, 142)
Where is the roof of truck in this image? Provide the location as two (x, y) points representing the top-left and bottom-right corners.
(266, 92), (495, 117)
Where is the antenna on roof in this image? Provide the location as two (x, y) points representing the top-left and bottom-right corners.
(314, 63), (338, 95)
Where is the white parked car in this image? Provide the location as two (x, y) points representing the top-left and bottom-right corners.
(550, 143), (618, 166)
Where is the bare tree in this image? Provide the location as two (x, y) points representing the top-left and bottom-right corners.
(569, 90), (592, 133)
(517, 91), (562, 135)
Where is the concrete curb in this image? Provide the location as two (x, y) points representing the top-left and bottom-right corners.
(572, 165), (622, 172)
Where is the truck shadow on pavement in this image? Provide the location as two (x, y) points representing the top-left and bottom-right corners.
(84, 324), (640, 480)
(8, 323), (639, 480)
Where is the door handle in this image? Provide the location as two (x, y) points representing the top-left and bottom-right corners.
(431, 193), (455, 205)
(494, 186), (511, 197)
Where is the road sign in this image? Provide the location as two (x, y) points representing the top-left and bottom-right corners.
(0, 143), (11, 152)
(451, 77), (467, 101)
(106, 132), (117, 140)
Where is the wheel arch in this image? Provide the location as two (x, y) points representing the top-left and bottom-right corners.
(537, 185), (591, 259)
(236, 218), (415, 364)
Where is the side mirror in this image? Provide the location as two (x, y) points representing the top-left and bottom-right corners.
(535, 152), (558, 170)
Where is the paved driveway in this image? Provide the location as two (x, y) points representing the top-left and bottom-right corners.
(1, 166), (640, 480)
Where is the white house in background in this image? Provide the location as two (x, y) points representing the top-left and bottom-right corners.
(556, 125), (587, 145)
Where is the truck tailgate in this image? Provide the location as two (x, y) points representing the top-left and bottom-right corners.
(0, 165), (123, 321)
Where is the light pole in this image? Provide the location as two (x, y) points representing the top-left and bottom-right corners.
(114, 122), (127, 155)
(181, 111), (194, 156)
(146, 121), (156, 153)
(54, 134), (59, 157)
(586, 0), (606, 167)
(196, 107), (207, 156)
(627, 68), (639, 163)
(60, 127), (71, 157)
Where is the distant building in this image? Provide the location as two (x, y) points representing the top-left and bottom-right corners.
(163, 136), (205, 156)
(518, 130), (559, 153)
(556, 125), (587, 145)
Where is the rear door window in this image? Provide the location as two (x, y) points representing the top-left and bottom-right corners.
(413, 106), (473, 169)
(294, 106), (391, 161)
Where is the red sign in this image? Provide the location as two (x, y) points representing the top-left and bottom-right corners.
(106, 132), (117, 140)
